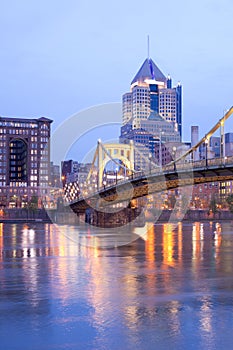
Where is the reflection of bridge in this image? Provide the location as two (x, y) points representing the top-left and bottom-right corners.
(67, 107), (233, 214)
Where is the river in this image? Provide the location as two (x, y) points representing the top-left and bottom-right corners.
(0, 221), (233, 350)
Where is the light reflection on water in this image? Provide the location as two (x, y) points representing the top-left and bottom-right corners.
(0, 221), (233, 349)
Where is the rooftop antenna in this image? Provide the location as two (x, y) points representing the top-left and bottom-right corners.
(147, 35), (150, 59)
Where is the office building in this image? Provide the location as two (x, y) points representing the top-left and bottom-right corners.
(50, 162), (61, 187)
(120, 111), (180, 169)
(122, 56), (182, 138)
(61, 160), (95, 185)
(0, 116), (52, 207)
(191, 126), (199, 161)
(225, 132), (233, 156)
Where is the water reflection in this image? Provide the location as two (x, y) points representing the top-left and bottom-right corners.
(1, 221), (233, 349)
(162, 223), (176, 267)
(0, 223), (3, 263)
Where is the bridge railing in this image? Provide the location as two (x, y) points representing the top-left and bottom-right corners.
(103, 155), (233, 185)
(68, 154), (233, 203)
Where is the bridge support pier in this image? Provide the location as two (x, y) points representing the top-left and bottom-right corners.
(85, 206), (145, 228)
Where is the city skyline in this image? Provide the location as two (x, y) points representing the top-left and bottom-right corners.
(0, 0), (233, 143)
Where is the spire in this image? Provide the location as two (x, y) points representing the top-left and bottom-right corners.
(131, 58), (167, 86)
(147, 35), (150, 59)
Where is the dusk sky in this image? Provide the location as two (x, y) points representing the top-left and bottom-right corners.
(1, 0), (233, 161)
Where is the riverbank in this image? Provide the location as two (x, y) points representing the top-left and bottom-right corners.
(146, 208), (233, 222)
(0, 208), (81, 224)
(1, 208), (233, 224)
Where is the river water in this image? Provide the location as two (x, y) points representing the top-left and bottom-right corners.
(1, 221), (233, 350)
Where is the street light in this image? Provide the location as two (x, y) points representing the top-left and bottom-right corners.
(172, 146), (177, 171)
(205, 138), (208, 167)
(149, 153), (152, 174)
(115, 167), (118, 184)
(159, 130), (164, 168)
(124, 164), (127, 179)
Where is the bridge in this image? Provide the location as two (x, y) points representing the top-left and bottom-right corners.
(64, 107), (233, 220)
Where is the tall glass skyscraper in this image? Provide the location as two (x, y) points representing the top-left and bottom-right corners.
(122, 57), (182, 139)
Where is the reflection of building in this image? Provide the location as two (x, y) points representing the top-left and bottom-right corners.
(0, 116), (52, 208)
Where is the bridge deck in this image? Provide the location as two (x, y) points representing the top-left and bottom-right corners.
(70, 157), (233, 211)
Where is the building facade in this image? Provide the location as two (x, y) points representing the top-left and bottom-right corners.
(61, 160), (94, 185)
(122, 57), (182, 138)
(191, 126), (200, 161)
(0, 116), (52, 208)
(50, 162), (61, 188)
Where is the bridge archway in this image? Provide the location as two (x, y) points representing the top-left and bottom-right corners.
(97, 141), (134, 187)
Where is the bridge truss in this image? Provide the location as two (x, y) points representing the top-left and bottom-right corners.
(65, 106), (233, 209)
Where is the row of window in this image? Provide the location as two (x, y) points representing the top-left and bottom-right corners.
(0, 122), (37, 128)
(0, 180), (51, 187)
(0, 129), (49, 136)
(0, 121), (49, 129)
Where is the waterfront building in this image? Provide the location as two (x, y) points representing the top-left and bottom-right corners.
(0, 115), (52, 208)
(50, 162), (61, 188)
(191, 183), (220, 209)
(61, 160), (95, 185)
(61, 160), (75, 185)
(122, 56), (182, 138)
(72, 163), (94, 184)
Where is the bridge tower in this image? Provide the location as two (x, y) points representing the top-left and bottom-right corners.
(96, 140), (134, 189)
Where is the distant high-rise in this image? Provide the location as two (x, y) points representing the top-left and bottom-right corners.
(122, 56), (182, 139)
(191, 126), (199, 161)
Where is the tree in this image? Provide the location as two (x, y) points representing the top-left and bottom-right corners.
(180, 194), (190, 212)
(209, 194), (218, 214)
(28, 196), (39, 210)
(226, 194), (233, 212)
(168, 193), (176, 209)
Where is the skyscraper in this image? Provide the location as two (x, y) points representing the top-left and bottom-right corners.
(122, 56), (182, 139)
